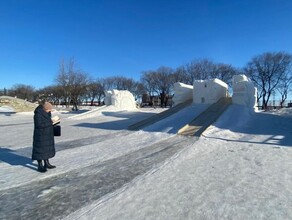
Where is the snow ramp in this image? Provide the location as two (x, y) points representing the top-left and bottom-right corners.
(68, 105), (109, 120)
(178, 97), (232, 136)
(128, 99), (193, 131)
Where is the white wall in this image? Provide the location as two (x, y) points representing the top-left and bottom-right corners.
(172, 82), (193, 106)
(232, 75), (257, 110)
(104, 90), (112, 106)
(193, 79), (228, 104)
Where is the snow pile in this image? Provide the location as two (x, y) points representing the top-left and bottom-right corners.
(0, 96), (37, 112)
(269, 107), (292, 118)
(104, 89), (137, 111)
(193, 78), (228, 104)
(0, 105), (15, 112)
(232, 74), (257, 110)
(172, 82), (193, 106)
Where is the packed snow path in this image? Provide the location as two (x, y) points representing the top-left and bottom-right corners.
(0, 113), (195, 220)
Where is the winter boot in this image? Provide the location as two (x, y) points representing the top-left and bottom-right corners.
(37, 160), (47, 173)
(44, 159), (56, 169)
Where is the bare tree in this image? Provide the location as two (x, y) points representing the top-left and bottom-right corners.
(141, 70), (157, 96)
(9, 84), (36, 101)
(103, 76), (135, 91)
(185, 59), (215, 83)
(86, 79), (105, 106)
(173, 65), (189, 84)
(212, 63), (238, 87)
(69, 71), (90, 110)
(37, 85), (61, 104)
(55, 59), (71, 107)
(141, 66), (174, 96)
(277, 67), (292, 107)
(55, 58), (90, 111)
(102, 76), (143, 101)
(244, 52), (292, 109)
(141, 66), (175, 107)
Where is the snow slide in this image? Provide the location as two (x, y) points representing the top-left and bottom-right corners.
(178, 97), (232, 136)
(128, 99), (193, 131)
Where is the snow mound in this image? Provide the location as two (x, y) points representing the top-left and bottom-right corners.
(0, 105), (15, 113)
(269, 108), (292, 118)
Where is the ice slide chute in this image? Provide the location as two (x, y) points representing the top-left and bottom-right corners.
(128, 99), (193, 131)
(178, 97), (232, 137)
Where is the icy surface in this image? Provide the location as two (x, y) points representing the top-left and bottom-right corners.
(0, 105), (292, 220)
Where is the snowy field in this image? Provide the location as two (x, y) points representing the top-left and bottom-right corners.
(0, 104), (291, 220)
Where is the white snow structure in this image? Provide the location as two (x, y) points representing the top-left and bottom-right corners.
(193, 78), (228, 104)
(232, 74), (258, 110)
(104, 90), (112, 106)
(105, 89), (137, 110)
(172, 82), (193, 106)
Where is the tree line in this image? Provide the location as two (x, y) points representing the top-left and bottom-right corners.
(1, 51), (292, 110)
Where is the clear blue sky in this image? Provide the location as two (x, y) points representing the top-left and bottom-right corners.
(1, 0), (292, 90)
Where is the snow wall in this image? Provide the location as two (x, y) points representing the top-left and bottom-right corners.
(172, 82), (193, 106)
(232, 75), (258, 110)
(104, 90), (112, 106)
(104, 89), (137, 110)
(193, 78), (228, 104)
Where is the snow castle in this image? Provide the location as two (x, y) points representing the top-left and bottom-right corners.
(193, 78), (228, 104)
(173, 74), (257, 109)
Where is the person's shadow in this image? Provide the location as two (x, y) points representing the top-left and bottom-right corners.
(0, 147), (38, 171)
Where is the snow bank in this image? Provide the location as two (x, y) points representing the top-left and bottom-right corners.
(0, 105), (15, 112)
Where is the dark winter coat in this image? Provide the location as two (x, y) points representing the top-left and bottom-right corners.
(32, 105), (55, 160)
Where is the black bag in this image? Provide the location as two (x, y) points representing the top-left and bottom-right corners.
(54, 125), (61, 136)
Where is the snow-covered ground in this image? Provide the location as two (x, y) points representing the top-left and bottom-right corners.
(0, 104), (291, 220)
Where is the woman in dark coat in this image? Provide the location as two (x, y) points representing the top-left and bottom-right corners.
(32, 102), (56, 172)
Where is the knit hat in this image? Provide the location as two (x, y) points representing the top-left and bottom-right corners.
(43, 102), (53, 111)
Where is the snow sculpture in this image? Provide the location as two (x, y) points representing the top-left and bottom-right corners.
(105, 89), (137, 110)
(104, 90), (112, 106)
(193, 78), (228, 104)
(232, 74), (257, 110)
(172, 82), (193, 106)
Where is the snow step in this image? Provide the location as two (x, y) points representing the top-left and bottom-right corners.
(128, 99), (193, 131)
(178, 97), (232, 136)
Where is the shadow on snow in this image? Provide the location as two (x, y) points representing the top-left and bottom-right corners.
(205, 106), (292, 147)
(73, 110), (159, 130)
(0, 147), (38, 171)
